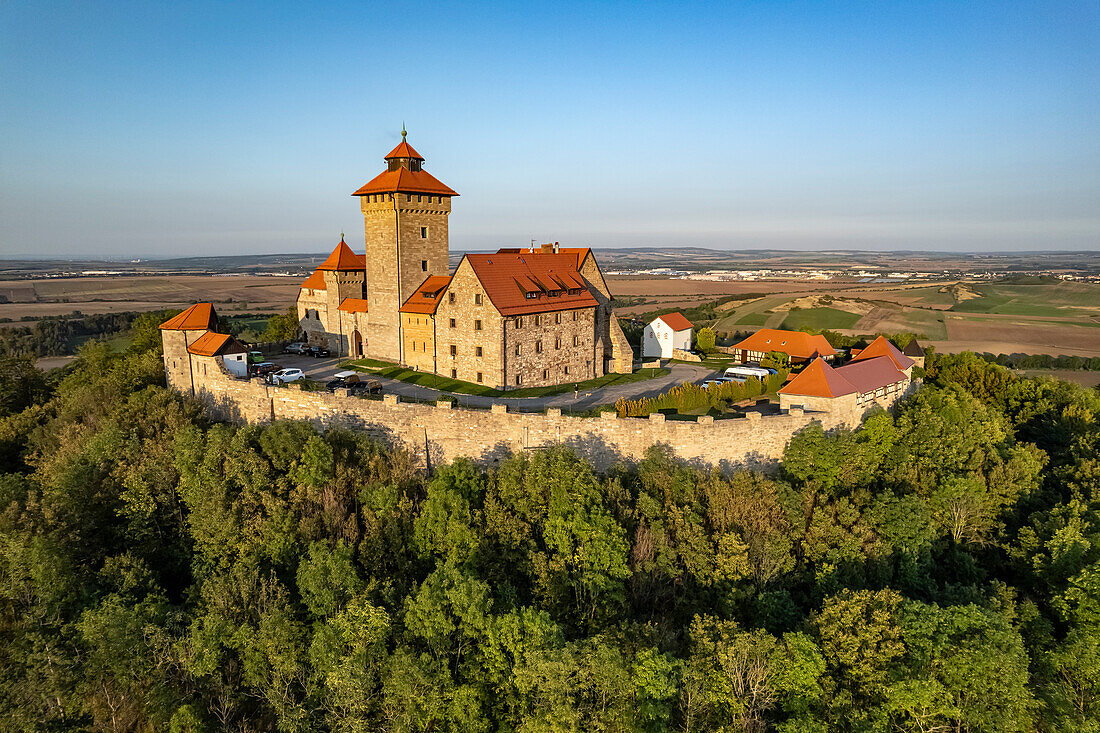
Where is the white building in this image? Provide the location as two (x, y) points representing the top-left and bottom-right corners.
(642, 312), (693, 359)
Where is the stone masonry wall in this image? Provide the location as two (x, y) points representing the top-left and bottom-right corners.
(503, 307), (597, 388)
(579, 253), (634, 374)
(190, 368), (857, 473)
(434, 261), (503, 387)
(361, 193), (451, 363)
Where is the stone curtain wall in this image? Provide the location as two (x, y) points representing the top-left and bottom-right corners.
(191, 370), (856, 472)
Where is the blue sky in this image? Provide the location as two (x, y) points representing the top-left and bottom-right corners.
(1, 1), (1097, 257)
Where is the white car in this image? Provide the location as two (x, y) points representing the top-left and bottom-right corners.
(270, 368), (305, 385)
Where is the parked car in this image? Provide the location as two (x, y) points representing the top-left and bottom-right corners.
(307, 345), (331, 358)
(250, 361), (280, 377)
(283, 342), (307, 355)
(270, 368), (305, 385)
(248, 350), (265, 364)
(326, 370), (382, 394)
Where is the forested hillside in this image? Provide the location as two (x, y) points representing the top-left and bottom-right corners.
(1, 319), (1098, 732)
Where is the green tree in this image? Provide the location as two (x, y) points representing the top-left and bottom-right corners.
(695, 327), (717, 354)
(262, 307), (301, 342)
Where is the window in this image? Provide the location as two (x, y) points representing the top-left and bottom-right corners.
(475, 293), (482, 305)
(417, 195), (422, 203)
(555, 337), (561, 349)
(536, 340), (543, 354)
(515, 317), (523, 329)
(474, 319), (482, 331)
(542, 369), (549, 380)
(421, 259), (428, 271)
(406, 194), (411, 202)
(564, 366), (570, 375)
(573, 311), (579, 321)
(451, 368), (457, 378)
(475, 346), (483, 357)
(515, 344), (522, 356)
(573, 335), (579, 347)
(449, 292), (456, 304)
(450, 345), (457, 357)
(515, 375), (522, 386)
(476, 372), (483, 383)
(534, 315), (541, 326)
(420, 226), (427, 238)
(449, 318), (456, 328)
(555, 313), (561, 324)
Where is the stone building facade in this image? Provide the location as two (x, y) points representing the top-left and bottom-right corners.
(295, 133), (634, 387)
(158, 303), (248, 394)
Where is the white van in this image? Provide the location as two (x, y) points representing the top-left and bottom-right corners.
(725, 366), (771, 381)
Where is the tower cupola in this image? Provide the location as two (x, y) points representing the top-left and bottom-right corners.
(385, 125), (425, 171)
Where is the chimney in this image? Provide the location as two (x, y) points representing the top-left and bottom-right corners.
(540, 243), (553, 254)
(554, 241), (560, 253)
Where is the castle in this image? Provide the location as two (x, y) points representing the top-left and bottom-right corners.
(296, 131), (634, 389)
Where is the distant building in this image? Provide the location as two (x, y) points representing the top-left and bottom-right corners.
(642, 312), (693, 359)
(901, 338), (926, 369)
(159, 303), (248, 393)
(730, 328), (836, 365)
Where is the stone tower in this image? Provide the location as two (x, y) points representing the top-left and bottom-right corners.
(158, 302), (219, 394)
(353, 130), (457, 363)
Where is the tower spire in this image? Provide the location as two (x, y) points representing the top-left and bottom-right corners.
(401, 122), (407, 140)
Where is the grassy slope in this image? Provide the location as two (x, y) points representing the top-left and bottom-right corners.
(780, 307), (862, 331)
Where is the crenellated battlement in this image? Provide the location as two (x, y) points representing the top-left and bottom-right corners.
(182, 363), (864, 472)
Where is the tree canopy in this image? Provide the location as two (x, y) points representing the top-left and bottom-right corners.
(1, 339), (1098, 731)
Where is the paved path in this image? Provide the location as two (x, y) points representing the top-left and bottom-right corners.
(271, 353), (716, 412)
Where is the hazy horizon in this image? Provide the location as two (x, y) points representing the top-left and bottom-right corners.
(2, 2), (1098, 258)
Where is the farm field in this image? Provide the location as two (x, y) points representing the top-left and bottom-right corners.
(611, 276), (1100, 357)
(0, 275), (301, 322)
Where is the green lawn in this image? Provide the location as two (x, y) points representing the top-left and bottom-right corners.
(341, 362), (671, 399)
(780, 307), (862, 331)
(340, 357), (402, 371)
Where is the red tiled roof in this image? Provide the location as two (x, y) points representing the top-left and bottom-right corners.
(559, 247), (591, 269)
(780, 355), (908, 399)
(464, 253), (599, 317)
(851, 335), (914, 371)
(732, 329), (837, 360)
(352, 167), (458, 197)
(186, 331), (246, 357)
(159, 303), (218, 331)
(385, 139), (424, 160)
(400, 275), (452, 314)
(836, 356), (908, 393)
(317, 240), (366, 271)
(656, 312), (693, 332)
(507, 245), (592, 270)
(779, 358), (857, 398)
(337, 298), (369, 314)
(301, 269), (326, 290)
